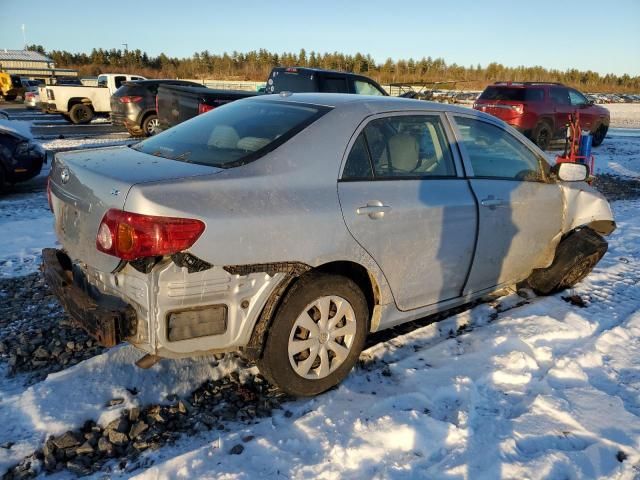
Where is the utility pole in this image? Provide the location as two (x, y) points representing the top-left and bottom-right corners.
(21, 24), (26, 49)
(122, 43), (128, 51)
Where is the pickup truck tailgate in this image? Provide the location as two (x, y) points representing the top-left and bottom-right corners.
(156, 84), (258, 129)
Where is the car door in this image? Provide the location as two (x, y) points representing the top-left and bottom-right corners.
(549, 86), (573, 134)
(338, 113), (477, 311)
(451, 114), (564, 295)
(567, 88), (595, 130)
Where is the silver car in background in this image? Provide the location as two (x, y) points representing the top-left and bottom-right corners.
(43, 94), (615, 396)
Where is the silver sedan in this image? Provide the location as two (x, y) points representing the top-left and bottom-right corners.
(44, 93), (615, 396)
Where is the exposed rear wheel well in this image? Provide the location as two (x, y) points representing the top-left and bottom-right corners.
(243, 260), (379, 362)
(313, 261), (378, 318)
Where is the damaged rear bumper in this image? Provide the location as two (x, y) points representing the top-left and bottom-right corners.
(41, 248), (137, 347)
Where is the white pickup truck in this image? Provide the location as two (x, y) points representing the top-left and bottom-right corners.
(43, 73), (146, 124)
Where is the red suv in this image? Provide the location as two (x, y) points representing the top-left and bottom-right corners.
(473, 82), (610, 150)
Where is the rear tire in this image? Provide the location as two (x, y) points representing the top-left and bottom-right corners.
(4, 95), (16, 102)
(592, 124), (608, 147)
(525, 228), (608, 295)
(142, 114), (161, 136)
(69, 104), (93, 124)
(257, 273), (368, 397)
(532, 121), (552, 150)
(0, 166), (6, 193)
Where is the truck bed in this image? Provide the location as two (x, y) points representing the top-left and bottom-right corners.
(156, 84), (258, 130)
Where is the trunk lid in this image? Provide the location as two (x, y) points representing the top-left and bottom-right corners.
(50, 145), (222, 273)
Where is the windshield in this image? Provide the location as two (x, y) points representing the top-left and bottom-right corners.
(132, 100), (330, 168)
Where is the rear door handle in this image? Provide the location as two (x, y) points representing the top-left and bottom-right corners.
(357, 201), (391, 219)
(480, 197), (507, 209)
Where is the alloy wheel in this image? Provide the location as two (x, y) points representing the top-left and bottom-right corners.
(146, 118), (161, 135)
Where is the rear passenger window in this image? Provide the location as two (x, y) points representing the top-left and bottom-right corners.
(343, 134), (373, 179)
(550, 87), (570, 105)
(321, 77), (349, 93)
(455, 116), (549, 181)
(363, 115), (456, 178)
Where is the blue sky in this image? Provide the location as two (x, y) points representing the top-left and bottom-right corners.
(1, 0), (639, 76)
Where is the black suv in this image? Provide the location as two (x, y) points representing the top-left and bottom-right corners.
(266, 67), (388, 95)
(111, 80), (201, 137)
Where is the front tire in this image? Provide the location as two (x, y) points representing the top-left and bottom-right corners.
(525, 228), (608, 295)
(69, 104), (93, 124)
(592, 124), (608, 147)
(0, 166), (6, 193)
(532, 121), (552, 150)
(258, 273), (368, 397)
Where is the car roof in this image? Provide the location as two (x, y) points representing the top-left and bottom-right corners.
(248, 92), (487, 116)
(128, 79), (199, 85)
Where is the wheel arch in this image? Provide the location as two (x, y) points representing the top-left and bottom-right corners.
(242, 259), (381, 361)
(138, 109), (157, 127)
(67, 97), (94, 111)
(537, 115), (555, 131)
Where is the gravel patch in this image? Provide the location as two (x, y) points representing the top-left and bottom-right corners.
(0, 273), (104, 384)
(3, 365), (288, 478)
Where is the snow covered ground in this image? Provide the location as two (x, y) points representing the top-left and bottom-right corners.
(0, 110), (639, 479)
(0, 199), (639, 479)
(607, 104), (640, 129)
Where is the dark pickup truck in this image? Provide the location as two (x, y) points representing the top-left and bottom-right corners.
(157, 67), (388, 130)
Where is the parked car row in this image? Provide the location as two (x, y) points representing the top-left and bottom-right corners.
(587, 92), (640, 104)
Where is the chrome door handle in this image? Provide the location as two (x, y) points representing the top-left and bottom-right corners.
(356, 201), (391, 219)
(480, 197), (507, 209)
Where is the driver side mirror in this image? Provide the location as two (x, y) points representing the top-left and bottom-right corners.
(552, 162), (589, 182)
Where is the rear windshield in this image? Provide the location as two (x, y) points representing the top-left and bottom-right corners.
(267, 71), (316, 94)
(132, 100), (330, 168)
(479, 86), (544, 102)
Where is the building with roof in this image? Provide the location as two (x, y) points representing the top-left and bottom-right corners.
(0, 49), (77, 83)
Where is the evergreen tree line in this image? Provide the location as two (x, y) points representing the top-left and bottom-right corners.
(26, 45), (639, 93)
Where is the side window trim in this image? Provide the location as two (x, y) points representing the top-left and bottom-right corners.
(339, 111), (462, 182)
(448, 112), (552, 182)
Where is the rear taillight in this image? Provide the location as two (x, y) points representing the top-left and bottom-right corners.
(46, 176), (53, 212)
(511, 104), (524, 115)
(119, 96), (143, 103)
(96, 209), (205, 261)
(198, 103), (215, 115)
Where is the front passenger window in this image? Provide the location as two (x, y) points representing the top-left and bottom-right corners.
(455, 116), (549, 181)
(354, 80), (384, 96)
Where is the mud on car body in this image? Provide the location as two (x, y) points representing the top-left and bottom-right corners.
(44, 94), (615, 396)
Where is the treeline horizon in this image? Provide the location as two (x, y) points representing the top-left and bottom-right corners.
(27, 44), (640, 93)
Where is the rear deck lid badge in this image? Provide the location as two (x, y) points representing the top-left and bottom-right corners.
(111, 188), (120, 196)
(60, 167), (70, 184)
